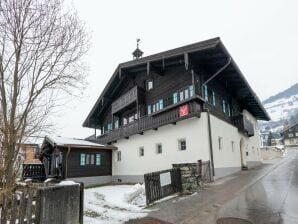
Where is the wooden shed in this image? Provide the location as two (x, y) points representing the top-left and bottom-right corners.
(40, 136), (115, 179)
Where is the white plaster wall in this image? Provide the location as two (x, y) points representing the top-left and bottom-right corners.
(111, 111), (262, 177)
(209, 114), (242, 169)
(112, 116), (210, 176)
(240, 110), (262, 165)
(285, 138), (298, 146)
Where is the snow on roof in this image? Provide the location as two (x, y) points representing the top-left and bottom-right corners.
(45, 136), (105, 148)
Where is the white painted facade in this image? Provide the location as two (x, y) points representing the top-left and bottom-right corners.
(111, 111), (262, 181)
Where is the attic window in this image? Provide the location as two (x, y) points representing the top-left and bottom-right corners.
(146, 80), (153, 91)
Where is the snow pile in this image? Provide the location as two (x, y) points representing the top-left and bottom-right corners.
(84, 184), (147, 224)
(57, 180), (79, 186)
(123, 183), (146, 206)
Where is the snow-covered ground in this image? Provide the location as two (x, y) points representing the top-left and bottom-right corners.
(84, 184), (148, 224)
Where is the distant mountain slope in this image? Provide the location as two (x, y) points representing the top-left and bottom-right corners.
(263, 83), (298, 104)
(259, 83), (298, 133)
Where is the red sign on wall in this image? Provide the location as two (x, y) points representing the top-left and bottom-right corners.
(179, 104), (189, 117)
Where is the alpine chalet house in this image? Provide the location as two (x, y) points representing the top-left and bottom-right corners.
(280, 123), (298, 147)
(83, 38), (270, 183)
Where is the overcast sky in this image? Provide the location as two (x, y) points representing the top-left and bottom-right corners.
(55, 0), (298, 139)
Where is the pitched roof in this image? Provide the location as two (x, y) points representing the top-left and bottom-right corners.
(280, 123), (298, 134)
(42, 136), (114, 149)
(83, 37), (270, 128)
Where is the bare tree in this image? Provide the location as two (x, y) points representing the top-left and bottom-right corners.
(0, 0), (89, 191)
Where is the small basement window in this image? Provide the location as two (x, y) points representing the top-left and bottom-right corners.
(156, 143), (162, 154)
(178, 139), (186, 151)
(139, 147), (144, 157)
(231, 141), (234, 152)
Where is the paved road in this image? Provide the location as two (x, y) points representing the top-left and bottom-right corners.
(129, 148), (298, 224)
(217, 148), (298, 224)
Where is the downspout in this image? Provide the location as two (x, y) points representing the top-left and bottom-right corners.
(201, 57), (232, 177)
(65, 146), (71, 179)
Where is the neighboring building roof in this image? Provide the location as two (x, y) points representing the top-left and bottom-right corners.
(83, 37), (270, 128)
(280, 123), (298, 134)
(42, 136), (115, 149)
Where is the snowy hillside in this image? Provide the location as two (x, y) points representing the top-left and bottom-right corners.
(260, 83), (298, 133)
(265, 94), (298, 122)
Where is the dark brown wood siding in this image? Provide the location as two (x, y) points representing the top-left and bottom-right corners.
(62, 147), (112, 178)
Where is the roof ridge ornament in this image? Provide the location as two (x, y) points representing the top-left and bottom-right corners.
(132, 38), (143, 60)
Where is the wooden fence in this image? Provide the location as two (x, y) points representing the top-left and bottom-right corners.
(0, 183), (84, 224)
(0, 188), (39, 224)
(144, 168), (182, 205)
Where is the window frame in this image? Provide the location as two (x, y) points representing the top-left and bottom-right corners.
(117, 151), (121, 161)
(156, 143), (162, 154)
(178, 139), (186, 151)
(218, 137), (223, 150)
(96, 154), (101, 165)
(173, 92), (178, 104)
(90, 154), (95, 165)
(146, 79), (153, 91)
(139, 147), (144, 157)
(212, 91), (216, 106)
(80, 153), (85, 166)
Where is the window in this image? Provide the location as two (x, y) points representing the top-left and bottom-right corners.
(189, 85), (194, 97)
(231, 141), (234, 152)
(289, 133), (294, 138)
(147, 105), (152, 115)
(117, 151), (121, 161)
(96, 154), (101, 165)
(86, 154), (90, 165)
(139, 147), (144, 157)
(80, 153), (85, 166)
(91, 154), (95, 165)
(218, 137), (222, 150)
(128, 115), (134, 123)
(184, 88), (189, 99)
(123, 117), (127, 126)
(212, 91), (216, 106)
(114, 119), (119, 129)
(153, 104), (156, 113)
(203, 85), (208, 101)
(146, 80), (153, 90)
(156, 143), (162, 154)
(222, 100), (226, 113)
(134, 113), (138, 120)
(296, 132), (298, 137)
(179, 91), (184, 101)
(178, 139), (186, 151)
(227, 104), (231, 117)
(246, 151), (249, 156)
(159, 99), (164, 110)
(107, 123), (112, 131)
(173, 92), (178, 104)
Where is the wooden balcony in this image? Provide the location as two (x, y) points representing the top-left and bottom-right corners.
(111, 86), (144, 114)
(232, 114), (254, 137)
(97, 99), (202, 144)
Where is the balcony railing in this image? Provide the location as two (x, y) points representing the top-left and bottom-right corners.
(232, 114), (254, 137)
(111, 86), (144, 114)
(97, 99), (202, 144)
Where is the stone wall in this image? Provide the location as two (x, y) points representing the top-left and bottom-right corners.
(172, 163), (199, 194)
